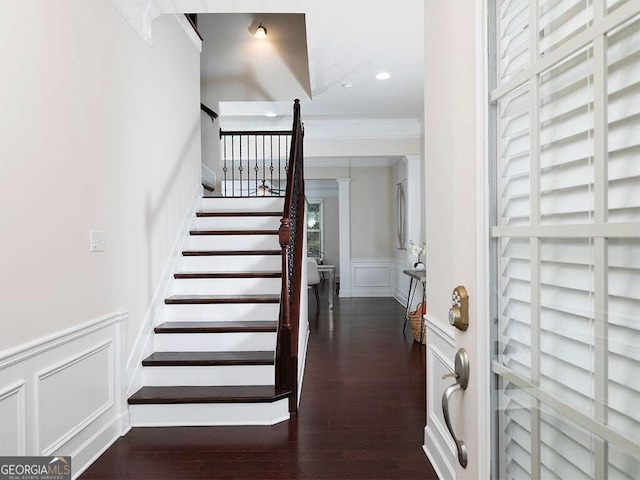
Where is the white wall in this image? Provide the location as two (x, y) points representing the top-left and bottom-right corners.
(0, 2), (201, 472)
(305, 164), (398, 297)
(350, 167), (394, 261)
(422, 1), (485, 479)
(0, 3), (201, 352)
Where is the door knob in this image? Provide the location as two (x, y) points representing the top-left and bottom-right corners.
(441, 348), (469, 468)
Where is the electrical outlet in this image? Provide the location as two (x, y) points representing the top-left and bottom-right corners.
(90, 231), (105, 252)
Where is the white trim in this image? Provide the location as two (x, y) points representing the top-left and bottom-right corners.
(337, 178), (352, 297)
(0, 312), (127, 370)
(0, 381), (27, 455)
(36, 341), (114, 455)
(297, 330), (311, 408)
(425, 314), (455, 347)
(491, 222), (640, 238)
(71, 412), (128, 480)
(492, 362), (640, 458)
(174, 13), (202, 52)
(126, 184), (202, 396)
(474, 0), (492, 475)
(108, 0), (160, 45)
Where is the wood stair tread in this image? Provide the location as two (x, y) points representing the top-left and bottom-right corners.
(196, 211), (282, 217)
(174, 271), (282, 279)
(182, 250), (281, 256)
(165, 294), (280, 304)
(142, 351), (274, 366)
(190, 229), (279, 235)
(128, 386), (291, 405)
(155, 321), (277, 333)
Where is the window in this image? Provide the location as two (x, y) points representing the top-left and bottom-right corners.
(307, 200), (323, 261)
(490, 2), (640, 479)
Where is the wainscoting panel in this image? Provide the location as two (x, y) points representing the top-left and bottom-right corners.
(350, 260), (394, 297)
(424, 314), (456, 480)
(0, 381), (26, 455)
(0, 312), (127, 479)
(37, 342), (113, 455)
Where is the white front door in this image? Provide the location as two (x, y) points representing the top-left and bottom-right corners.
(490, 0), (640, 478)
(422, 1), (491, 479)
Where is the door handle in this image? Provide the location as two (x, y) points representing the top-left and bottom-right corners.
(441, 348), (469, 469)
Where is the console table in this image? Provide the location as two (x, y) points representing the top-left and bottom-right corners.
(403, 269), (426, 344)
(317, 264), (336, 309)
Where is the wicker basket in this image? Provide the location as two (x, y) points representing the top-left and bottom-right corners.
(407, 301), (427, 345)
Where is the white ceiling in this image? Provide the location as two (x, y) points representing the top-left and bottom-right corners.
(158, 0), (424, 122)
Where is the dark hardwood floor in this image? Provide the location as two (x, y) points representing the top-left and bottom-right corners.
(80, 283), (437, 480)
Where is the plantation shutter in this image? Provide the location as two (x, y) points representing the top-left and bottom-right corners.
(492, 1), (640, 479)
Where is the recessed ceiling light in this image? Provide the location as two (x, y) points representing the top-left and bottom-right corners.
(265, 112), (277, 117)
(342, 82), (355, 89)
(376, 72), (391, 80)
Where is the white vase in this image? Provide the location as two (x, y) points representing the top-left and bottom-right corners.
(414, 262), (425, 271)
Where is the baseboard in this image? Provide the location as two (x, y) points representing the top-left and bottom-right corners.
(297, 330), (311, 407)
(0, 312), (128, 478)
(126, 184), (203, 397)
(71, 412), (128, 479)
(350, 286), (393, 297)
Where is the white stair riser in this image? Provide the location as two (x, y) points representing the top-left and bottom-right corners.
(170, 277), (281, 296)
(201, 197), (284, 212)
(195, 216), (281, 231)
(180, 255), (281, 272)
(142, 365), (274, 386)
(129, 400), (289, 427)
(162, 303), (280, 322)
(187, 235), (279, 251)
(154, 332), (276, 352)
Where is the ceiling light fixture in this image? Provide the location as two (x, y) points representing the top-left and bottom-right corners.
(376, 72), (391, 80)
(254, 23), (267, 39)
(342, 82), (355, 89)
(265, 112), (277, 117)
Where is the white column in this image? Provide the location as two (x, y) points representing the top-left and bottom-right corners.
(337, 178), (351, 297)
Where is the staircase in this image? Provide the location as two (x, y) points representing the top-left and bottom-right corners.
(128, 196), (293, 426)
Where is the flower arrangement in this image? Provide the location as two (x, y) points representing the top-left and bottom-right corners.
(409, 240), (426, 270)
